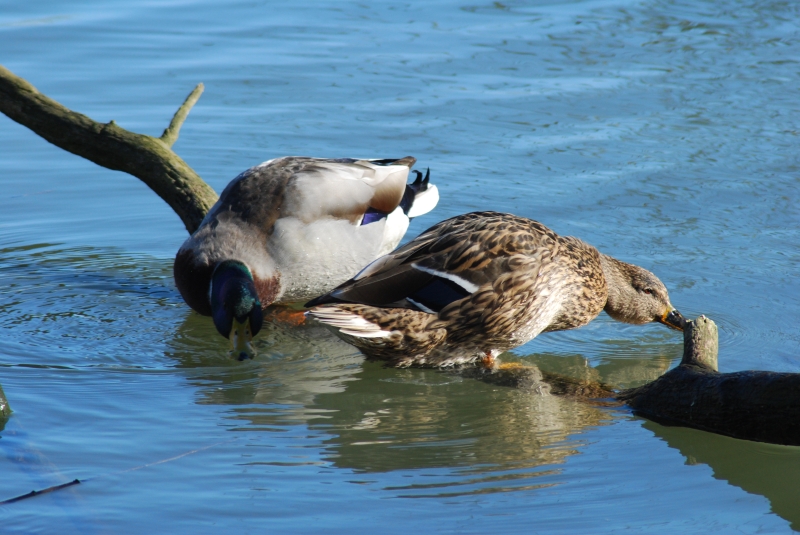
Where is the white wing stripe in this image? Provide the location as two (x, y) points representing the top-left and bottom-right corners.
(410, 264), (480, 294)
(406, 298), (435, 314)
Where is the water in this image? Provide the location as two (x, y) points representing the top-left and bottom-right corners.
(1, 0), (799, 532)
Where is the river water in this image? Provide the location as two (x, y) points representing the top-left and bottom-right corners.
(1, 0), (799, 532)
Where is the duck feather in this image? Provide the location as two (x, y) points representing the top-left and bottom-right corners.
(306, 212), (614, 367)
(308, 211), (684, 367)
(175, 156), (438, 316)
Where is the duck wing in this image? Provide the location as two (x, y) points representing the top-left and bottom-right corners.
(305, 211), (560, 313)
(209, 156), (420, 230)
(280, 157), (417, 223)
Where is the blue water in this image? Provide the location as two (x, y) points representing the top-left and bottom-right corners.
(1, 0), (799, 532)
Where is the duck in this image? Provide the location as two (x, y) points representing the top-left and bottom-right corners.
(305, 211), (686, 368)
(174, 156), (439, 360)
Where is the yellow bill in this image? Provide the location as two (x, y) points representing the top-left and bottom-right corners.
(228, 317), (256, 360)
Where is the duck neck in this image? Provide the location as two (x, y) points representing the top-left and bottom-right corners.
(598, 253), (637, 323)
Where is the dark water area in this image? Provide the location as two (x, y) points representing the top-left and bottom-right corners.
(1, 0), (799, 532)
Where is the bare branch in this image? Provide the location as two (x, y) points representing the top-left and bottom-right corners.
(0, 64), (218, 234)
(160, 83), (205, 148)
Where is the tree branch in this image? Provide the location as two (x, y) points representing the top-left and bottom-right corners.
(160, 83), (205, 148)
(0, 64), (218, 234)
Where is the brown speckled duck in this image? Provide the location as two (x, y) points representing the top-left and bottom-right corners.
(174, 156), (439, 360)
(306, 211), (686, 367)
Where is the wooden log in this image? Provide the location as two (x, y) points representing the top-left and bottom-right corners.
(467, 317), (800, 446)
(618, 316), (800, 446)
(0, 64), (218, 234)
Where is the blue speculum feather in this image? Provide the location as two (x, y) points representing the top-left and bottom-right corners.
(361, 208), (388, 225)
(408, 276), (472, 312)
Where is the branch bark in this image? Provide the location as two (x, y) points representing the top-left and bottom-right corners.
(0, 64), (218, 234)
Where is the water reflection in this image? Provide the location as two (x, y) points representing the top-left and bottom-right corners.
(168, 313), (366, 410)
(3, 244), (799, 525)
(166, 307), (616, 493)
(644, 421), (800, 531)
(312, 364), (611, 482)
(522, 350), (674, 390)
(166, 304), (800, 514)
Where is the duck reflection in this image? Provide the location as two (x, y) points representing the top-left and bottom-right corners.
(644, 420), (800, 531)
(166, 313), (616, 493)
(309, 363), (613, 478)
(166, 309), (367, 409)
(166, 299), (800, 510)
(526, 347), (673, 389)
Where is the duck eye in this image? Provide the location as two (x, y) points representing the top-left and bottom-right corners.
(642, 288), (653, 295)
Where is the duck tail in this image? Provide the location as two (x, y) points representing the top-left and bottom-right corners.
(400, 168), (439, 218)
(306, 304), (446, 366)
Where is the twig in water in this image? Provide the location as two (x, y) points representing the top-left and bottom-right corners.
(0, 437), (238, 505)
(1, 479), (81, 504)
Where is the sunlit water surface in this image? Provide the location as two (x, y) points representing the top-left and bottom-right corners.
(1, 0), (799, 533)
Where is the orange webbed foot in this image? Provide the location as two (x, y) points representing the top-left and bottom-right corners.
(497, 362), (529, 371)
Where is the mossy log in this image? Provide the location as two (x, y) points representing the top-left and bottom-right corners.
(618, 316), (800, 446)
(0, 64), (217, 234)
(474, 317), (800, 446)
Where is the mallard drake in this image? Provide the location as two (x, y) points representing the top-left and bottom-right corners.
(306, 211), (686, 367)
(174, 156), (439, 360)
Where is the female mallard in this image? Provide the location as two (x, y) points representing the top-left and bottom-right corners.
(174, 156), (439, 360)
(306, 211), (686, 367)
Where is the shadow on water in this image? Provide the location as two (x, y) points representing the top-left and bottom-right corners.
(644, 421), (800, 531)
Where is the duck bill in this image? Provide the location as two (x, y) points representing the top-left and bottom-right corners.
(659, 308), (687, 331)
(229, 317), (256, 361)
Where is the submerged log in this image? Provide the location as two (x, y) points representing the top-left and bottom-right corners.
(0, 65), (217, 234)
(468, 316), (800, 446)
(618, 316), (800, 446)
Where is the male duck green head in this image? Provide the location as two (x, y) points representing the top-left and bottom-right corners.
(173, 155), (439, 360)
(210, 260), (263, 360)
